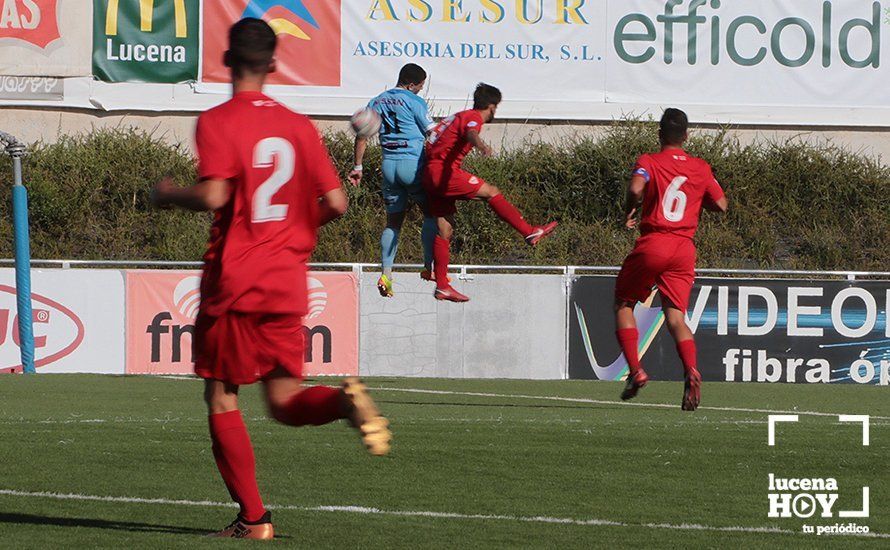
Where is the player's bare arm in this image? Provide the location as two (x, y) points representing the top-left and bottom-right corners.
(318, 187), (348, 226)
(466, 129), (493, 157)
(703, 195), (729, 213)
(151, 176), (231, 212)
(623, 174), (646, 229)
(348, 136), (367, 186)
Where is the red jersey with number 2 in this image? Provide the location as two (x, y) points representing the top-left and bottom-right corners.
(425, 109), (484, 167)
(195, 91), (341, 317)
(633, 149), (724, 239)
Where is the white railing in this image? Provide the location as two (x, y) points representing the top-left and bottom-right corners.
(1, 259), (889, 281)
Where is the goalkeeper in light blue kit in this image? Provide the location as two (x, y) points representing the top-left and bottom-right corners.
(349, 63), (438, 297)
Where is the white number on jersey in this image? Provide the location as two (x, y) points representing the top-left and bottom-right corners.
(252, 137), (295, 223)
(662, 176), (688, 222)
(426, 115), (455, 145)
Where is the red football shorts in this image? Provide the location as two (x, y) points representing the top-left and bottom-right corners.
(615, 233), (697, 312)
(422, 163), (485, 217)
(194, 311), (304, 385)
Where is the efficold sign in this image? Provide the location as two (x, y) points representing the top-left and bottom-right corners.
(0, 269), (125, 374)
(92, 0), (199, 83)
(0, 0), (60, 48)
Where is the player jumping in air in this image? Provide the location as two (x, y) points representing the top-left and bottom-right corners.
(614, 108), (728, 411)
(151, 19), (391, 540)
(349, 63), (438, 298)
(423, 83), (558, 302)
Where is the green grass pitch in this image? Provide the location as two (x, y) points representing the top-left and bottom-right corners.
(0, 375), (887, 548)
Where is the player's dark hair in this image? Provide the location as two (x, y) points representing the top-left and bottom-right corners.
(473, 83), (502, 110)
(225, 18), (277, 76)
(659, 108), (688, 145)
(397, 63), (427, 86)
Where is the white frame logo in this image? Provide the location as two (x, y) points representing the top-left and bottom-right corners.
(767, 415), (871, 535)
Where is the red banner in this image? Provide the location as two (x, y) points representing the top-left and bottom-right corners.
(125, 270), (358, 377)
(201, 0), (341, 86)
(0, 0), (60, 48)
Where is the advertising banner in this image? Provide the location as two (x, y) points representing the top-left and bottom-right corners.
(0, 75), (63, 99)
(606, 1), (890, 108)
(197, 0), (610, 108)
(125, 270), (359, 376)
(0, 0), (91, 77)
(4, 1), (890, 124)
(202, 0), (342, 86)
(92, 0), (200, 83)
(0, 269), (125, 374)
(570, 276), (890, 385)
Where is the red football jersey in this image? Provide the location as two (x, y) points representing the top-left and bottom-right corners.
(196, 91), (341, 317)
(633, 149), (724, 239)
(425, 109), (484, 166)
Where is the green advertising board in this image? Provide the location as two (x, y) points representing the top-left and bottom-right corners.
(93, 0), (199, 83)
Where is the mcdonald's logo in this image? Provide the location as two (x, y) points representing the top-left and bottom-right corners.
(93, 0), (199, 83)
(105, 0), (189, 38)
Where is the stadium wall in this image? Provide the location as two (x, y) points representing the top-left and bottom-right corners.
(3, 108), (890, 161)
(1, 266), (887, 386)
(360, 272), (567, 379)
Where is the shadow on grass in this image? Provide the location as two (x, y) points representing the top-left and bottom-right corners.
(0, 512), (209, 535)
(0, 512), (296, 539)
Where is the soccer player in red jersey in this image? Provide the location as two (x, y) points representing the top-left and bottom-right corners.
(614, 108), (728, 411)
(151, 19), (391, 540)
(423, 83), (558, 302)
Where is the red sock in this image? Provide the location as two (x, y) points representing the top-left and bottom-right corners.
(433, 236), (451, 290)
(676, 339), (697, 375)
(208, 410), (265, 523)
(272, 386), (345, 426)
(616, 328), (641, 376)
(488, 194), (533, 237)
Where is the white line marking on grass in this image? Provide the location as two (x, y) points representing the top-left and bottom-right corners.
(155, 377), (890, 421)
(0, 416), (272, 426)
(370, 387), (890, 420)
(2, 489), (887, 539)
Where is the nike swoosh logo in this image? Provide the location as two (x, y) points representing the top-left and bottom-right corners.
(575, 291), (665, 381)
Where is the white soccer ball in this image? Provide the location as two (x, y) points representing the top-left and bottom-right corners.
(350, 108), (381, 139)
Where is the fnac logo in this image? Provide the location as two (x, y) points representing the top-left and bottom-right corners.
(145, 275), (199, 365)
(105, 0), (190, 38)
(0, 285), (85, 372)
(202, 0), (341, 86)
(0, 0), (60, 49)
(307, 276), (327, 319)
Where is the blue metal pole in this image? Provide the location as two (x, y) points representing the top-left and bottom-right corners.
(10, 147), (35, 374)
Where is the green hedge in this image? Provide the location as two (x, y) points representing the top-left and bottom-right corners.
(1, 123), (888, 270)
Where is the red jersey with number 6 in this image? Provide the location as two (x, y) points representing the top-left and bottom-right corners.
(425, 109), (485, 167)
(195, 91), (341, 317)
(633, 149), (724, 239)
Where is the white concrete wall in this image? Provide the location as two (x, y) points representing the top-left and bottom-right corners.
(3, 108), (890, 161)
(359, 272), (567, 379)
